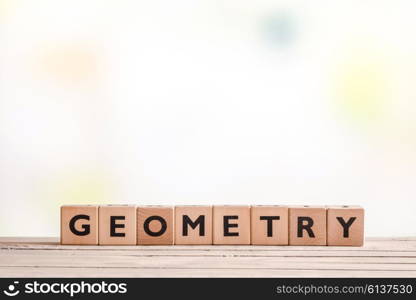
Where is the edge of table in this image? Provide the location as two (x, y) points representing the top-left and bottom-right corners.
(0, 237), (415, 277)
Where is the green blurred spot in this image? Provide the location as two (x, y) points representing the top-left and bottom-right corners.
(262, 12), (297, 48)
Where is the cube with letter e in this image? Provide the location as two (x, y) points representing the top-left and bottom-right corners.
(213, 206), (250, 245)
(99, 205), (137, 245)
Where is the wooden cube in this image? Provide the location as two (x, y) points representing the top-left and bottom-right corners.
(61, 205), (98, 245)
(98, 205), (137, 245)
(175, 206), (212, 245)
(289, 206), (327, 246)
(251, 205), (288, 245)
(327, 205), (364, 246)
(213, 206), (250, 245)
(137, 206), (174, 245)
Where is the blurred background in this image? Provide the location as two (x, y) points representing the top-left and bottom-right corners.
(1, 0), (415, 237)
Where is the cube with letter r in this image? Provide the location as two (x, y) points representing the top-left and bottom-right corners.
(289, 206), (327, 246)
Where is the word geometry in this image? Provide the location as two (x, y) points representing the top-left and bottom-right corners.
(61, 205), (364, 246)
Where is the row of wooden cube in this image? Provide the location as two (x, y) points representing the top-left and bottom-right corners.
(61, 205), (364, 246)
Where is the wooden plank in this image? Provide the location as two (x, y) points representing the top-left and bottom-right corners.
(1, 267), (416, 278)
(2, 248), (416, 257)
(2, 250), (416, 261)
(2, 253), (416, 273)
(2, 238), (416, 252)
(0, 237), (415, 277)
(1, 255), (416, 271)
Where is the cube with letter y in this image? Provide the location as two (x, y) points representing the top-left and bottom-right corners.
(327, 206), (364, 246)
(175, 206), (213, 245)
(289, 206), (327, 245)
(61, 205), (98, 245)
(213, 206), (250, 245)
(99, 205), (137, 245)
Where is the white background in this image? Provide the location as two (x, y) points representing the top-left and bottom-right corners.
(1, 0), (416, 237)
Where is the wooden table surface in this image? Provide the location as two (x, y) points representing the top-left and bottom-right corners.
(0, 237), (415, 277)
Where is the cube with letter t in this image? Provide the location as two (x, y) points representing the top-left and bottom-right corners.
(61, 205), (98, 245)
(251, 205), (289, 245)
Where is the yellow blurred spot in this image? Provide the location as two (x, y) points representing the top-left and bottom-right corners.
(0, 0), (20, 20)
(335, 52), (390, 125)
(39, 167), (115, 209)
(35, 43), (101, 87)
